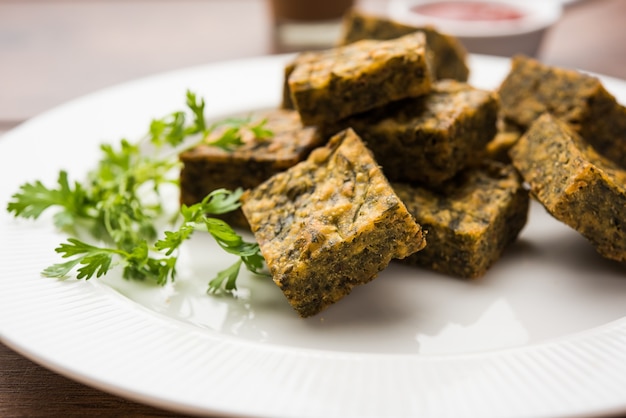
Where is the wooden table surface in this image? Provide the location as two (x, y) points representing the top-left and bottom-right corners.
(1, 0), (626, 416)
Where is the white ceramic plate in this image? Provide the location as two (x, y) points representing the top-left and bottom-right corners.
(1, 55), (626, 418)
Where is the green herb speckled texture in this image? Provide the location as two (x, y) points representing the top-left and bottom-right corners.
(394, 161), (529, 278)
(288, 32), (433, 126)
(179, 109), (324, 228)
(241, 128), (426, 317)
(510, 113), (626, 262)
(338, 9), (469, 82)
(325, 80), (498, 186)
(499, 55), (626, 168)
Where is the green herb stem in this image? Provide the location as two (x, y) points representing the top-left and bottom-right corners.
(6, 90), (269, 294)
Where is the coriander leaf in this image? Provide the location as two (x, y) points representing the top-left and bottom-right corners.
(203, 117), (273, 151)
(200, 188), (243, 215)
(7, 171), (91, 232)
(207, 259), (242, 294)
(154, 187), (265, 291)
(149, 90), (206, 148)
(185, 90), (206, 134)
(9, 90), (271, 297)
(249, 119), (273, 140)
(164, 112), (187, 147)
(98, 140), (139, 174)
(204, 217), (247, 248)
(75, 252), (115, 280)
(149, 111), (187, 147)
(41, 258), (82, 278)
(207, 126), (245, 151)
(43, 238), (120, 280)
(155, 188), (246, 256)
(208, 116), (251, 130)
(54, 238), (105, 257)
(123, 244), (177, 286)
(202, 216), (268, 281)
(7, 180), (58, 219)
(144, 256), (178, 286)
(242, 252), (266, 275)
(7, 171), (83, 219)
(154, 225), (196, 256)
(177, 189), (241, 223)
(149, 119), (167, 145)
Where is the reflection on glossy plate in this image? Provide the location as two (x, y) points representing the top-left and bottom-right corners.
(1, 54), (625, 418)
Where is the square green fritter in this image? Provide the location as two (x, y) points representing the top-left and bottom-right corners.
(280, 10), (469, 111)
(509, 113), (626, 262)
(287, 32), (433, 126)
(179, 109), (325, 228)
(498, 55), (626, 168)
(338, 9), (469, 82)
(325, 80), (498, 186)
(393, 161), (529, 278)
(241, 128), (426, 317)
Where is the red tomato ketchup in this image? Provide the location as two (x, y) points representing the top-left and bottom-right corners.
(411, 1), (525, 21)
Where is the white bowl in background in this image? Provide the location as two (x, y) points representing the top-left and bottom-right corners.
(388, 0), (563, 57)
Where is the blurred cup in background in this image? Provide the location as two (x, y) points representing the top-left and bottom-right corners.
(269, 0), (355, 53)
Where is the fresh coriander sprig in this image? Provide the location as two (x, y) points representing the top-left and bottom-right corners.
(6, 170), (90, 231)
(149, 91), (272, 152)
(42, 189), (265, 291)
(154, 189), (266, 292)
(149, 91), (206, 147)
(7, 90), (269, 294)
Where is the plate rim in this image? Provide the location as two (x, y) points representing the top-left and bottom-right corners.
(1, 53), (626, 418)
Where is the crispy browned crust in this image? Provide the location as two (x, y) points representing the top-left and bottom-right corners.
(510, 113), (626, 262)
(394, 161), (529, 278)
(241, 128), (426, 317)
(498, 55), (626, 168)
